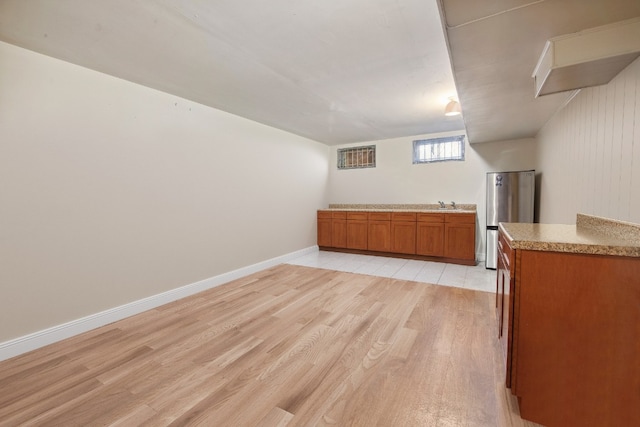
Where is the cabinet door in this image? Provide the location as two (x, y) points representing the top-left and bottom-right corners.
(317, 212), (332, 247)
(330, 212), (347, 248)
(332, 219), (347, 248)
(496, 252), (505, 338)
(346, 213), (368, 250)
(416, 222), (444, 256)
(391, 221), (416, 254)
(368, 220), (391, 252)
(496, 230), (516, 389)
(347, 220), (368, 249)
(503, 265), (513, 388)
(513, 250), (640, 426)
(444, 223), (475, 260)
(444, 213), (476, 261)
(496, 250), (513, 386)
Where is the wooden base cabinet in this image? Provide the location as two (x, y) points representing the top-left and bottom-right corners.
(498, 229), (640, 426)
(331, 211), (347, 248)
(317, 211), (332, 247)
(416, 213), (444, 256)
(368, 212), (391, 252)
(318, 210), (475, 265)
(444, 213), (475, 261)
(496, 231), (514, 387)
(346, 212), (368, 250)
(391, 212), (417, 254)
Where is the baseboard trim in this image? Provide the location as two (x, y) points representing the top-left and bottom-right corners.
(0, 246), (318, 362)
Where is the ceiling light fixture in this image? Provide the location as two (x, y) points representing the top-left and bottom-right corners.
(444, 97), (461, 116)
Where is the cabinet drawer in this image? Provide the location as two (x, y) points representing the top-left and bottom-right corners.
(392, 212), (417, 222)
(369, 212), (391, 221)
(445, 213), (476, 224)
(318, 210), (332, 220)
(417, 213), (444, 223)
(347, 212), (368, 221)
(332, 211), (347, 219)
(498, 231), (514, 273)
(500, 244), (510, 269)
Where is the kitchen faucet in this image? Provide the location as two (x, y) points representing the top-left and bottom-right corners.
(451, 201), (457, 209)
(438, 201), (445, 208)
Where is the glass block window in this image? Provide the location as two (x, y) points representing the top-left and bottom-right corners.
(413, 135), (465, 164)
(337, 145), (376, 169)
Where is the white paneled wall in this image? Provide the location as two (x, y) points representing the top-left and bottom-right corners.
(537, 58), (640, 224)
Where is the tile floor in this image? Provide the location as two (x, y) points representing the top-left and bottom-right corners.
(288, 250), (497, 293)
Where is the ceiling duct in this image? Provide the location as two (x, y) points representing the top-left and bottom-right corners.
(532, 17), (640, 97)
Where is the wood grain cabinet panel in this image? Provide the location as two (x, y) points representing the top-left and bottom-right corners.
(368, 212), (391, 221)
(444, 213), (476, 261)
(332, 211), (347, 248)
(368, 212), (391, 252)
(496, 232), (515, 387)
(416, 214), (444, 256)
(416, 213), (444, 223)
(391, 212), (417, 254)
(391, 212), (417, 222)
(346, 212), (368, 250)
(498, 227), (640, 426)
(317, 210), (476, 265)
(317, 211), (332, 247)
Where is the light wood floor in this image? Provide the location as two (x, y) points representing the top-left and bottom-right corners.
(0, 264), (540, 426)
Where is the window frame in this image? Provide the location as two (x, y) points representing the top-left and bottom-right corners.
(337, 145), (376, 170)
(412, 135), (466, 164)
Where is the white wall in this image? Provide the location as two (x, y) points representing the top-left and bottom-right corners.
(536, 57), (640, 224)
(0, 41), (329, 343)
(327, 132), (537, 260)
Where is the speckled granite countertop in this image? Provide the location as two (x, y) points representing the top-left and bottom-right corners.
(500, 214), (640, 257)
(322, 203), (477, 213)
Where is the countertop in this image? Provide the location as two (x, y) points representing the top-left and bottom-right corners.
(320, 203), (477, 213)
(500, 213), (640, 257)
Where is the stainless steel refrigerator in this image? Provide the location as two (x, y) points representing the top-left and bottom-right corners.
(486, 170), (535, 269)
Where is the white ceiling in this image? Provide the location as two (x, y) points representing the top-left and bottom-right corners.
(0, 0), (462, 145)
(0, 0), (639, 145)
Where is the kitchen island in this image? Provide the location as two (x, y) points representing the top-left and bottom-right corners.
(497, 214), (640, 427)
